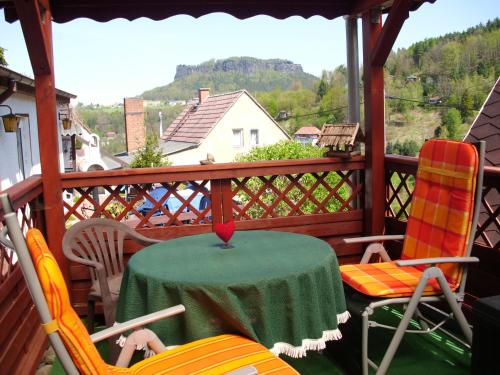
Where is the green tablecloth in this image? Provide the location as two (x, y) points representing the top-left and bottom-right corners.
(116, 230), (348, 357)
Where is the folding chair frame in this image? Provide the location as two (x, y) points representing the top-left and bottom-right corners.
(0, 194), (185, 374)
(343, 141), (485, 375)
(0, 193), (261, 375)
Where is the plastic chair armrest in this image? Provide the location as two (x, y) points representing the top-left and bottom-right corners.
(62, 249), (102, 269)
(343, 234), (405, 244)
(90, 304), (186, 343)
(396, 257), (479, 267)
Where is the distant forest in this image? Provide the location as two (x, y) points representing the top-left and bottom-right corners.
(73, 18), (499, 156)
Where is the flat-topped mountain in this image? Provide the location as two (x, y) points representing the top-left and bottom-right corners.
(174, 57), (304, 79)
(141, 57), (318, 101)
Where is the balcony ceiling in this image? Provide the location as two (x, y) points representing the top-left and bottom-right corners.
(0, 0), (434, 23)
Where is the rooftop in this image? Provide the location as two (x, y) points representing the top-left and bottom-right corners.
(295, 126), (321, 136)
(163, 91), (244, 144)
(464, 77), (500, 167)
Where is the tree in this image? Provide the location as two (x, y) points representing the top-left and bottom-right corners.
(130, 134), (169, 168)
(316, 71), (328, 101)
(441, 108), (462, 139)
(0, 47), (7, 66)
(434, 125), (446, 138)
(460, 89), (474, 120)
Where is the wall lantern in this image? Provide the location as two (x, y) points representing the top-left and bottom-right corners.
(0, 104), (21, 132)
(59, 112), (72, 130)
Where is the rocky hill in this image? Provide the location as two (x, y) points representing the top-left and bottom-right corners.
(141, 57), (318, 100)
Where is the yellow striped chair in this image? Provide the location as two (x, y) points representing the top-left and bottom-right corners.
(339, 139), (484, 375)
(26, 228), (299, 375)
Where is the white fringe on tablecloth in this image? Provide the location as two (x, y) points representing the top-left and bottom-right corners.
(115, 310), (350, 359)
(270, 310), (351, 358)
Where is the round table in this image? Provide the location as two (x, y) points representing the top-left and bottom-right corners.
(116, 230), (348, 357)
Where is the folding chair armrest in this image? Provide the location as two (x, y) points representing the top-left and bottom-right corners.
(225, 365), (258, 375)
(343, 235), (403, 263)
(90, 304), (186, 343)
(396, 256), (479, 267)
(342, 234), (405, 244)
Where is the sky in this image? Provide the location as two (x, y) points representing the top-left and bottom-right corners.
(0, 0), (498, 105)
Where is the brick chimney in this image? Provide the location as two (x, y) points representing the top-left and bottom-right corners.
(198, 88), (210, 103)
(123, 98), (145, 153)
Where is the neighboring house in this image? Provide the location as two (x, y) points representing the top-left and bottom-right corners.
(294, 126), (321, 145)
(63, 110), (127, 172)
(161, 88), (290, 165)
(464, 76), (500, 248)
(0, 66), (75, 190)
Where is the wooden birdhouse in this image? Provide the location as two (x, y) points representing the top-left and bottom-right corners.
(317, 123), (364, 158)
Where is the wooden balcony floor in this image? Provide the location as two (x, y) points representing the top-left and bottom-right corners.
(49, 307), (470, 374)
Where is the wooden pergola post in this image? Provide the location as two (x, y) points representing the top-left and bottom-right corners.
(14, 0), (68, 281)
(361, 0), (411, 236)
(362, 9), (385, 236)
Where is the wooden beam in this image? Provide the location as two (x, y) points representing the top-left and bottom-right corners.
(15, 1), (69, 281)
(362, 9), (386, 236)
(13, 0), (52, 75)
(371, 0), (412, 67)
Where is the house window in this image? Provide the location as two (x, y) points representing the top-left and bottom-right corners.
(232, 129), (243, 147)
(250, 129), (259, 147)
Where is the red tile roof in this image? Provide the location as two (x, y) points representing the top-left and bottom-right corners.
(163, 91), (244, 144)
(464, 77), (500, 167)
(295, 126), (321, 135)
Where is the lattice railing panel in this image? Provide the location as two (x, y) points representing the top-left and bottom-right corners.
(0, 197), (40, 282)
(231, 170), (363, 220)
(63, 180), (213, 229)
(385, 171), (415, 221)
(386, 157), (499, 251)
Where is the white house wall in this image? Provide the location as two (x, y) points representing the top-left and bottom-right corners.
(0, 93), (65, 190)
(167, 93), (289, 165)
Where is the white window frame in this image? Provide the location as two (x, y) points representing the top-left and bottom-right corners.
(232, 128), (243, 148)
(250, 129), (259, 147)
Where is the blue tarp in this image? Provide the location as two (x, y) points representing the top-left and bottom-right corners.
(137, 186), (209, 217)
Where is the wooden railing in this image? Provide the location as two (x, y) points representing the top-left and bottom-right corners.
(61, 157), (366, 313)
(0, 177), (47, 375)
(385, 155), (500, 306)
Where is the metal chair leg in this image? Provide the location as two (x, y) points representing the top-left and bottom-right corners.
(376, 267), (440, 375)
(362, 310), (370, 375)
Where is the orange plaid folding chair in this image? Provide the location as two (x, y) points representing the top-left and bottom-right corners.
(340, 139), (485, 375)
(0, 194), (298, 375)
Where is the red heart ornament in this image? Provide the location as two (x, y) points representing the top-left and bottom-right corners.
(215, 220), (235, 244)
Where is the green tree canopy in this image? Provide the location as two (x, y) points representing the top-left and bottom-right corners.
(235, 140), (325, 162)
(130, 134), (169, 168)
(0, 47), (7, 66)
(441, 108), (462, 139)
(460, 89), (474, 120)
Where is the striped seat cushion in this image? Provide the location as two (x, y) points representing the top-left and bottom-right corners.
(340, 261), (450, 298)
(26, 229), (298, 375)
(401, 140), (478, 287)
(110, 334), (298, 375)
(341, 140), (478, 298)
